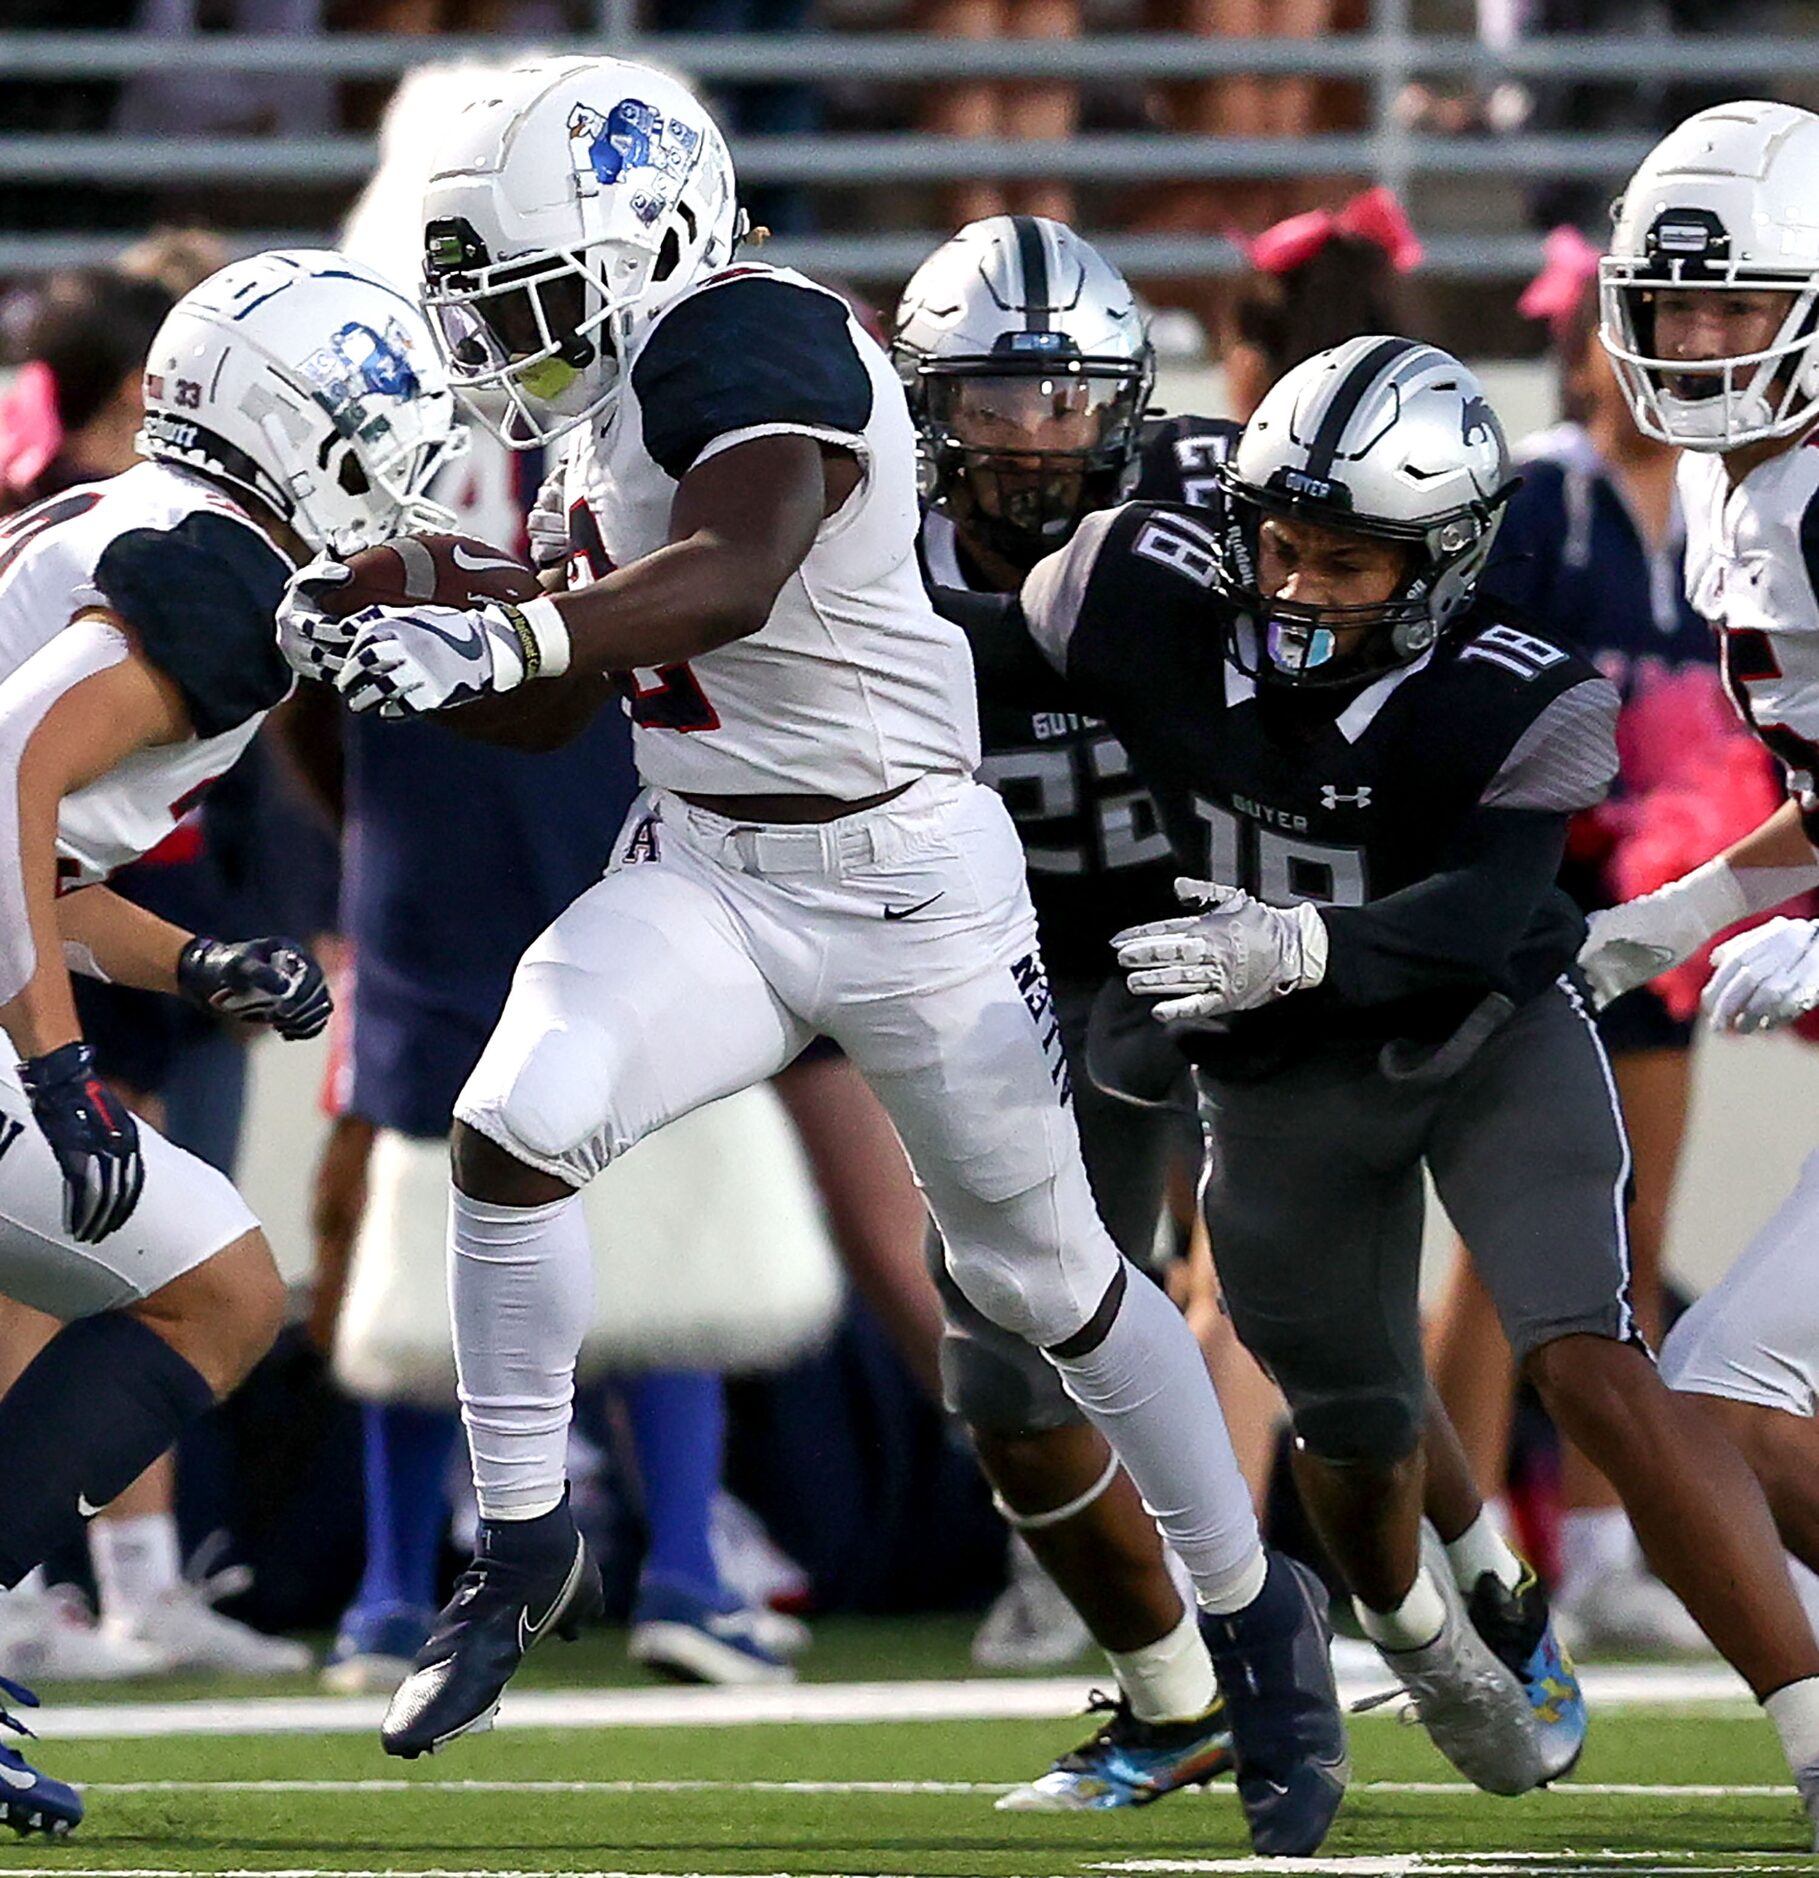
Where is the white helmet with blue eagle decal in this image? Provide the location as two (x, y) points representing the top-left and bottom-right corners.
(418, 55), (743, 449)
(139, 248), (459, 554)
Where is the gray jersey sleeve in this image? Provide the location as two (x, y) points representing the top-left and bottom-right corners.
(1020, 506), (1121, 673)
(1479, 675), (1621, 812)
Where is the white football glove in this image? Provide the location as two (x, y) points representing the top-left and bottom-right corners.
(276, 553), (360, 683)
(527, 467), (569, 571)
(1703, 917), (1819, 1034)
(336, 595), (569, 718)
(1577, 857), (1748, 1010)
(1113, 878), (1329, 1022)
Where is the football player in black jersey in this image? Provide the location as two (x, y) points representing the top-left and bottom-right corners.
(959, 332), (1819, 1814)
(893, 217), (1242, 1810)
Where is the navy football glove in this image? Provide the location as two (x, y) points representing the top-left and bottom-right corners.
(18, 1042), (144, 1243)
(177, 936), (332, 1041)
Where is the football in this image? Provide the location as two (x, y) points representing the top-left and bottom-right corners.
(325, 532), (542, 619)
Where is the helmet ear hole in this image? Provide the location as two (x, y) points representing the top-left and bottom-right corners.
(654, 229), (682, 283)
(337, 448), (371, 498)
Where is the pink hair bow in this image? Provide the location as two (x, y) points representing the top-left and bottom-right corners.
(1517, 225), (1603, 325)
(1244, 186), (1425, 277)
(0, 361), (63, 497)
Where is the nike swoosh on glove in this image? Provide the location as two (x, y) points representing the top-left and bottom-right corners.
(1703, 916), (1819, 1034)
(1113, 878), (1329, 1022)
(276, 554), (361, 683)
(177, 936), (333, 1041)
(18, 1042), (144, 1243)
(336, 599), (545, 717)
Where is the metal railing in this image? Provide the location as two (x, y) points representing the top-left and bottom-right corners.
(2, 18), (1813, 281)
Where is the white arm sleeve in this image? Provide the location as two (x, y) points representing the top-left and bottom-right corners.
(0, 617), (132, 1008)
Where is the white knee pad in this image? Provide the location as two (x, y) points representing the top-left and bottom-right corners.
(938, 1165), (1122, 1351)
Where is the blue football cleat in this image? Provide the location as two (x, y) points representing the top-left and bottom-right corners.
(1467, 1561), (1587, 1784)
(1199, 1552), (1350, 1856)
(0, 1678), (82, 1838)
(995, 1689), (1233, 1811)
(380, 1497), (604, 1759)
(628, 1579), (795, 1686)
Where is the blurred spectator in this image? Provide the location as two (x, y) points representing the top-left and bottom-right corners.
(1221, 187), (1422, 418)
(117, 225), (234, 300)
(116, 0), (335, 140)
(0, 268), (173, 514)
(915, 0), (1077, 229)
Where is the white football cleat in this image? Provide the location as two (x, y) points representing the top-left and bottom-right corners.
(0, 1580), (167, 1682)
(1554, 1565), (1710, 1657)
(99, 1541), (311, 1676)
(972, 1537), (1091, 1671)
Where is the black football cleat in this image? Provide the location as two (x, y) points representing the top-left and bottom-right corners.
(381, 1494), (604, 1759)
(1199, 1551), (1350, 1857)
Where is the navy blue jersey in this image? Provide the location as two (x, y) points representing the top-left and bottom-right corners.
(341, 696), (638, 1137)
(921, 415), (1237, 975)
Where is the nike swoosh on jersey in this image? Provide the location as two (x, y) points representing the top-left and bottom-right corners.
(451, 544), (530, 576)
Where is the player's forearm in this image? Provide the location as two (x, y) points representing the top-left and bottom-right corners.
(1, 767), (81, 1057)
(542, 533), (781, 676)
(1317, 811), (1567, 1007)
(1721, 796), (1819, 884)
(56, 887), (188, 996)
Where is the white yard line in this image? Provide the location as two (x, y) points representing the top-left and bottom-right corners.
(32, 1664), (1754, 1742)
(68, 1779), (1797, 1800)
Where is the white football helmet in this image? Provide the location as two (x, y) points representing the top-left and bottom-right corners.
(892, 216), (1153, 567)
(1601, 100), (1819, 451)
(139, 248), (458, 555)
(1214, 336), (1513, 686)
(419, 55), (744, 450)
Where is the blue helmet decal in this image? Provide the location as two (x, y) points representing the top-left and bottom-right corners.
(567, 97), (703, 223)
(300, 318), (421, 442)
(584, 97), (659, 185)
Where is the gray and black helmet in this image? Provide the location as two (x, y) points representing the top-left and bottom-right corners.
(892, 216), (1153, 568)
(1214, 335), (1514, 687)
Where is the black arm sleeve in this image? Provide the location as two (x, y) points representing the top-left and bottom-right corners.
(92, 511), (293, 737)
(1316, 808), (1571, 1008)
(633, 277), (875, 481)
(930, 584), (1073, 713)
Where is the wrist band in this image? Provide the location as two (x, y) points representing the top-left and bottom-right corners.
(498, 593), (572, 680)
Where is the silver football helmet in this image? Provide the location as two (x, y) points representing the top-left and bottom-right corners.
(1601, 100), (1819, 452)
(891, 216), (1153, 568)
(1214, 336), (1513, 687)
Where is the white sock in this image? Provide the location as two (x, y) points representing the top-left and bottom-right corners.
(1558, 1507), (1637, 1604)
(1358, 1566), (1448, 1654)
(1046, 1270), (1266, 1616)
(450, 1185), (594, 1522)
(1108, 1602), (1218, 1724)
(1766, 1677), (1819, 1776)
(90, 1513), (181, 1622)
(1443, 1508), (1524, 1596)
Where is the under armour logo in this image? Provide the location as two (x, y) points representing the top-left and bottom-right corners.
(1320, 784), (1372, 811)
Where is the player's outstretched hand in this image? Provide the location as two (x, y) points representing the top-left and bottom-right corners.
(277, 554), (360, 683)
(1113, 877), (1328, 1021)
(178, 936), (333, 1040)
(1704, 916), (1819, 1034)
(1578, 858), (1747, 1009)
(18, 1042), (143, 1243)
(336, 599), (551, 717)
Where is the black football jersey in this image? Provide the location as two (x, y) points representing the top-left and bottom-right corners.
(918, 417), (1237, 975)
(1015, 500), (1621, 1076)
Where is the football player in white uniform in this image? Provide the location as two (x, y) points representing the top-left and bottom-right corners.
(0, 248), (454, 1832)
(282, 58), (1348, 1854)
(1581, 98), (1819, 1814)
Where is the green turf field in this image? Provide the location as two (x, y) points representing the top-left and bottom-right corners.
(3, 1624), (1812, 1877)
